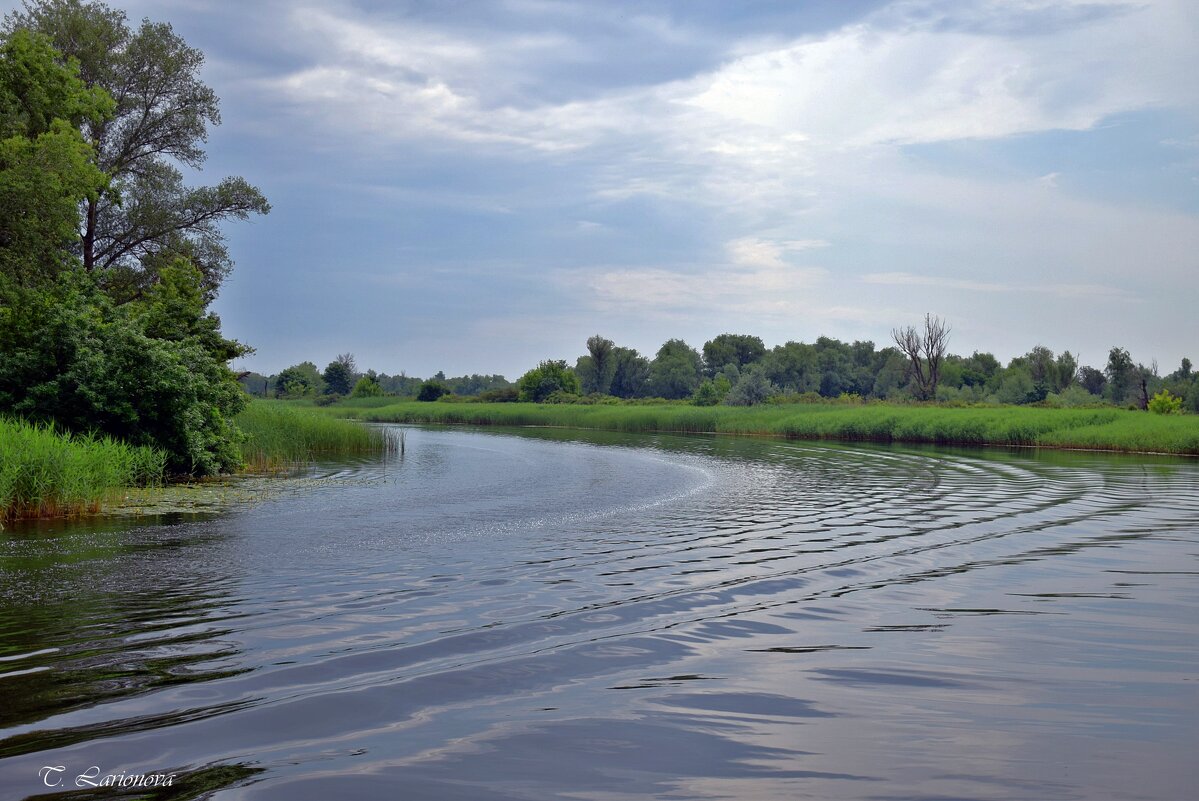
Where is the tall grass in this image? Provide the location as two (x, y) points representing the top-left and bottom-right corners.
(0, 417), (166, 523)
(331, 402), (1199, 455)
(235, 400), (396, 471)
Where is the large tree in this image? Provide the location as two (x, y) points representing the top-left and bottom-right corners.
(702, 333), (765, 377)
(648, 339), (703, 400)
(892, 314), (950, 401)
(0, 29), (109, 289)
(4, 0), (269, 301)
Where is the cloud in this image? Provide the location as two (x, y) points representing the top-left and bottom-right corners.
(559, 236), (836, 320)
(861, 271), (1134, 300)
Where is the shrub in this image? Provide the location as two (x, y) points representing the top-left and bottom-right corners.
(478, 387), (519, 403)
(1148, 389), (1183, 415)
(517, 360), (580, 402)
(417, 380), (450, 402)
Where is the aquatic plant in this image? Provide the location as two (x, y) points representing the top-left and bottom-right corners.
(0, 417), (165, 523)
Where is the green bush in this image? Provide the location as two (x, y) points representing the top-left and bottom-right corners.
(478, 387), (519, 402)
(417, 380), (450, 401)
(1148, 389), (1183, 415)
(517, 360), (580, 402)
(0, 269), (247, 475)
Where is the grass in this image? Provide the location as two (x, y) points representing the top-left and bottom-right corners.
(0, 417), (166, 524)
(321, 401), (1199, 455)
(234, 400), (398, 471)
(1, 401), (394, 523)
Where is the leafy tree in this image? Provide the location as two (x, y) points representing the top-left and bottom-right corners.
(1105, 347), (1136, 405)
(443, 373), (509, 396)
(1055, 351), (1078, 391)
(582, 335), (615, 394)
(691, 376), (731, 406)
(1025, 345), (1057, 394)
(517, 360), (579, 402)
(724, 363), (776, 406)
(0, 29), (110, 289)
(761, 341), (818, 393)
(0, 270), (245, 474)
(960, 351), (1000, 387)
(871, 349), (909, 398)
(5, 0), (270, 299)
(273, 362), (322, 398)
(322, 352), (356, 396)
(609, 347), (649, 398)
(1078, 365), (1106, 396)
(994, 367), (1035, 405)
(702, 334), (765, 377)
(351, 373), (382, 398)
(416, 380), (449, 401)
(648, 339), (702, 399)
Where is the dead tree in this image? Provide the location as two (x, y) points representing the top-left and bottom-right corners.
(892, 314), (951, 401)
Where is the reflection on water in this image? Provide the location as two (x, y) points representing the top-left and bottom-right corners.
(1, 427), (1197, 800)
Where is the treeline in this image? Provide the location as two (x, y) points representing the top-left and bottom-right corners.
(260, 332), (1197, 413)
(527, 333), (1195, 411)
(239, 355), (512, 401)
(0, 2), (268, 475)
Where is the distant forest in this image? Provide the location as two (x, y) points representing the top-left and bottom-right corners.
(242, 326), (1198, 412)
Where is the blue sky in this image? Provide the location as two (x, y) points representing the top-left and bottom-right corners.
(21, 0), (1199, 378)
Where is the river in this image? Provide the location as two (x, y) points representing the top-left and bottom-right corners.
(1, 426), (1197, 800)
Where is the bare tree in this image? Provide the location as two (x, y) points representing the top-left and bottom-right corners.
(892, 314), (951, 401)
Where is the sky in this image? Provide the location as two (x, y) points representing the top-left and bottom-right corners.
(14, 0), (1199, 378)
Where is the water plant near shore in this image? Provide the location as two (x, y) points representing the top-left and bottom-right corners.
(0, 417), (166, 523)
(326, 401), (1199, 456)
(235, 401), (397, 471)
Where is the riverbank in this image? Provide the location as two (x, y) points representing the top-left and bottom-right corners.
(0, 418), (165, 524)
(323, 401), (1199, 456)
(1, 402), (392, 523)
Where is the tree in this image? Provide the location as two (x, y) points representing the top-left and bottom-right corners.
(581, 335), (615, 395)
(416, 379), (448, 402)
(702, 334), (765, 377)
(322, 352), (356, 396)
(892, 314), (950, 401)
(0, 269), (246, 474)
(517, 360), (579, 402)
(5, 0), (270, 300)
(0, 29), (110, 289)
(1078, 365), (1106, 396)
(762, 341), (818, 393)
(724, 363), (776, 406)
(609, 347), (649, 398)
(691, 376), (731, 406)
(273, 362), (322, 398)
(1105, 347), (1136, 405)
(648, 339), (703, 399)
(351, 373), (382, 398)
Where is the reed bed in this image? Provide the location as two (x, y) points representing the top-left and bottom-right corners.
(0, 417), (166, 523)
(235, 401), (396, 471)
(333, 402), (1199, 455)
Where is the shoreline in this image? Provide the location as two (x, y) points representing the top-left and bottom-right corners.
(324, 400), (1199, 457)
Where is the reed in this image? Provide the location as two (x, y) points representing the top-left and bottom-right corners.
(0, 417), (166, 523)
(330, 402), (1199, 455)
(235, 400), (395, 471)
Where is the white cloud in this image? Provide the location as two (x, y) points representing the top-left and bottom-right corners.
(861, 271), (1133, 300)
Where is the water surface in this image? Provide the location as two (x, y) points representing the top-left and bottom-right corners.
(1, 427), (1197, 800)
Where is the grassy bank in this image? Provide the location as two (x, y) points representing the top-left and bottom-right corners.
(1, 402), (390, 523)
(0, 418), (166, 524)
(234, 400), (396, 471)
(327, 401), (1199, 455)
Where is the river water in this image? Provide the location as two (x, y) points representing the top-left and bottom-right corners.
(1, 426), (1197, 800)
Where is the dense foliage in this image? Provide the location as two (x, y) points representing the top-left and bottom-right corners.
(0, 3), (267, 475)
